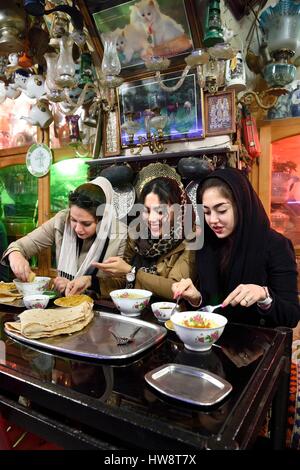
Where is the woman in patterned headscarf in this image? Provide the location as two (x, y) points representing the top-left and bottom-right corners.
(94, 176), (196, 300)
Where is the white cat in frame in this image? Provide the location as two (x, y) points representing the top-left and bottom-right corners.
(93, 0), (195, 69)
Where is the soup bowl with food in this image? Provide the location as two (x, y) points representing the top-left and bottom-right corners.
(14, 277), (51, 296)
(151, 301), (178, 322)
(171, 311), (227, 352)
(110, 289), (152, 317)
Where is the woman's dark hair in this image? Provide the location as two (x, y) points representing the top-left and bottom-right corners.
(140, 177), (182, 205)
(68, 183), (106, 218)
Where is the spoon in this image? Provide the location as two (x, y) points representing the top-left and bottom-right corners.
(198, 303), (223, 313)
(170, 297), (180, 316)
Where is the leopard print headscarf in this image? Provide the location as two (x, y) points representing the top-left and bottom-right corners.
(133, 180), (188, 274)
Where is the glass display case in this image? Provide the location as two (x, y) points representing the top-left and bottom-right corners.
(258, 118), (300, 292)
(271, 135), (300, 251)
(0, 164), (38, 269)
(50, 158), (89, 269)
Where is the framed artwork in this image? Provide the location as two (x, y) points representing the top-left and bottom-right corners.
(225, 0), (263, 20)
(102, 110), (122, 156)
(118, 69), (204, 147)
(204, 90), (236, 137)
(78, 0), (202, 79)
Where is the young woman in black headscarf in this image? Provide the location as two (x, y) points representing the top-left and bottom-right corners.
(172, 168), (300, 328)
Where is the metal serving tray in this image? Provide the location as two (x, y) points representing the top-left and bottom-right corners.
(4, 311), (166, 361)
(145, 364), (232, 406)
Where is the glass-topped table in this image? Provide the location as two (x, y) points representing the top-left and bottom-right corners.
(0, 302), (292, 450)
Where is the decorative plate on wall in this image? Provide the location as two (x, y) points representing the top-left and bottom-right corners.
(113, 184), (136, 220)
(26, 143), (52, 177)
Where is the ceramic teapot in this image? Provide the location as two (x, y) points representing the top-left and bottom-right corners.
(23, 74), (45, 99)
(21, 99), (53, 129)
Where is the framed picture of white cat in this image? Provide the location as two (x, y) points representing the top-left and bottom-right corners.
(204, 90), (236, 137)
(118, 70), (204, 147)
(79, 0), (202, 79)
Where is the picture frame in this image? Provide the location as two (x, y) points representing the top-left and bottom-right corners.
(204, 90), (236, 137)
(224, 0), (262, 20)
(78, 0), (202, 79)
(118, 69), (204, 147)
(102, 109), (122, 157)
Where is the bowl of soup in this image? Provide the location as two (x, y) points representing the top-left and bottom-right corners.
(171, 311), (228, 352)
(110, 289), (152, 317)
(14, 277), (51, 296)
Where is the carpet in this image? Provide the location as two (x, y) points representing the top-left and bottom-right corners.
(286, 339), (300, 449)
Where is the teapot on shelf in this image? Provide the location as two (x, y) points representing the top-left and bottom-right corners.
(21, 99), (53, 129)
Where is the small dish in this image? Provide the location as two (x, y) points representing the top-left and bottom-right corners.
(165, 320), (175, 331)
(151, 302), (178, 322)
(145, 364), (232, 406)
(23, 294), (49, 309)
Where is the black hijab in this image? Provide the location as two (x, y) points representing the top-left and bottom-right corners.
(196, 168), (271, 307)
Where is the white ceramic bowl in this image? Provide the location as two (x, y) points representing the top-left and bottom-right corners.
(171, 311), (228, 352)
(13, 276), (51, 296)
(151, 302), (178, 322)
(23, 294), (49, 310)
(110, 289), (152, 317)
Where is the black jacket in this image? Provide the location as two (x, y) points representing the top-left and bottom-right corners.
(197, 168), (300, 328)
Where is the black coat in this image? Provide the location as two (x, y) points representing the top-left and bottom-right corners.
(196, 168), (300, 328)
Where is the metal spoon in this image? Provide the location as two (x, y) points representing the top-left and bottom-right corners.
(170, 297), (180, 316)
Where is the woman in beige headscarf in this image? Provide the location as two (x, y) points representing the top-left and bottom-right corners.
(2, 177), (127, 295)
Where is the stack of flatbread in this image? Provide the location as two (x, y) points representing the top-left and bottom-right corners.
(0, 281), (23, 303)
(5, 301), (94, 339)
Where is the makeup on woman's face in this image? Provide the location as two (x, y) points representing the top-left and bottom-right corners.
(143, 192), (174, 237)
(70, 206), (98, 239)
(202, 187), (236, 238)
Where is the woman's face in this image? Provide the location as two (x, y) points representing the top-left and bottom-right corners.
(202, 187), (235, 238)
(70, 206), (98, 239)
(143, 192), (174, 237)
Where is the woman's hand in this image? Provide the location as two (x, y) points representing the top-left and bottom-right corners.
(172, 278), (202, 307)
(91, 257), (131, 277)
(65, 276), (92, 296)
(53, 276), (69, 294)
(222, 284), (266, 308)
(8, 251), (31, 282)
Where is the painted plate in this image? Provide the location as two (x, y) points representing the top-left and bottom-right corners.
(185, 180), (200, 225)
(113, 184), (136, 220)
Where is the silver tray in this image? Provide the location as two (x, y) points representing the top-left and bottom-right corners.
(4, 311), (166, 361)
(145, 363), (232, 406)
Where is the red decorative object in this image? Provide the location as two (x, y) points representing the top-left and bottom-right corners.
(241, 107), (261, 159)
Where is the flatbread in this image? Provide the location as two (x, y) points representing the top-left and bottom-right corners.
(27, 272), (36, 282)
(0, 296), (17, 303)
(5, 301), (94, 339)
(0, 291), (22, 299)
(0, 282), (17, 291)
(54, 294), (93, 308)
